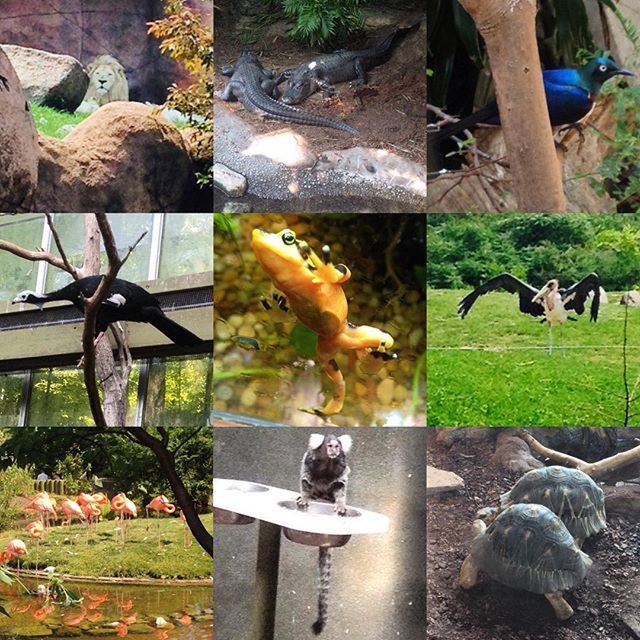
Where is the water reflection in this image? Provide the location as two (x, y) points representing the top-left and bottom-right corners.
(0, 580), (212, 639)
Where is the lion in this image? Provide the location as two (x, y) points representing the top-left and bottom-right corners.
(75, 55), (129, 114)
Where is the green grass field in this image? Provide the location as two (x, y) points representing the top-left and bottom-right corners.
(0, 514), (212, 579)
(30, 104), (90, 138)
(427, 289), (640, 426)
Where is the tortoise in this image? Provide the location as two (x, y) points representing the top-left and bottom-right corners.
(459, 503), (592, 620)
(499, 466), (606, 543)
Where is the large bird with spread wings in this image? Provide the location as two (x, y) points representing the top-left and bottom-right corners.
(458, 273), (600, 352)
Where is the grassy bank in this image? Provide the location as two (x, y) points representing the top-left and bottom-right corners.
(30, 104), (89, 138)
(427, 289), (640, 426)
(0, 514), (212, 580)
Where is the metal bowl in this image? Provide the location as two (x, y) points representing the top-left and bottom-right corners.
(213, 507), (255, 525)
(282, 528), (351, 547)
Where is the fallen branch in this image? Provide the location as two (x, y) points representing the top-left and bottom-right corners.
(518, 430), (640, 477)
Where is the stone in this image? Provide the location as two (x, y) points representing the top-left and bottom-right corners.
(0, 0), (211, 103)
(1, 44), (89, 111)
(491, 435), (544, 474)
(620, 291), (640, 307)
(222, 202), (251, 213)
(214, 163), (247, 197)
(315, 147), (427, 197)
(426, 465), (464, 496)
(243, 130), (317, 168)
(0, 47), (39, 212)
(35, 102), (192, 212)
(603, 485), (640, 518)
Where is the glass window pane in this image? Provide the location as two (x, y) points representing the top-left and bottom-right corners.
(159, 214), (213, 277)
(0, 215), (42, 303)
(28, 363), (140, 426)
(46, 214), (153, 291)
(144, 354), (212, 427)
(0, 372), (25, 426)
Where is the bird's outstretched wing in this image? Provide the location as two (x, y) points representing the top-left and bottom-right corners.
(561, 273), (600, 322)
(458, 273), (543, 319)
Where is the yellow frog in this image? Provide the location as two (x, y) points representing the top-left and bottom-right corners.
(251, 227), (395, 416)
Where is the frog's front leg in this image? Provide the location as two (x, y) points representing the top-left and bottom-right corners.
(259, 289), (290, 313)
(335, 323), (395, 354)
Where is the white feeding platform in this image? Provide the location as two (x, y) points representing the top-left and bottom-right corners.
(214, 478), (390, 536)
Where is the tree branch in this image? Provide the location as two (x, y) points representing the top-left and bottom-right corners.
(518, 429), (640, 477)
(81, 215), (148, 428)
(0, 239), (71, 275)
(44, 213), (78, 280)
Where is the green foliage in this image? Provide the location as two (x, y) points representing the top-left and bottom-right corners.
(30, 104), (89, 138)
(148, 0), (213, 186)
(290, 323), (318, 358)
(281, 0), (364, 48)
(53, 449), (94, 495)
(427, 214), (640, 290)
(0, 464), (34, 530)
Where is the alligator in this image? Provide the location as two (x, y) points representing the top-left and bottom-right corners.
(280, 24), (419, 105)
(216, 50), (359, 135)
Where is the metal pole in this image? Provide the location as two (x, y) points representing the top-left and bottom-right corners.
(252, 521), (282, 640)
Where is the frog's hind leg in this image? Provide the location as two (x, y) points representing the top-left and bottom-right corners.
(315, 356), (346, 416)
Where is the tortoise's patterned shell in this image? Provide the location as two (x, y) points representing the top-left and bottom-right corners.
(471, 503), (592, 594)
(500, 466), (606, 539)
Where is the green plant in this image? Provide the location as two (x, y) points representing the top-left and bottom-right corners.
(0, 464), (34, 530)
(148, 0), (213, 186)
(281, 0), (364, 48)
(53, 450), (93, 495)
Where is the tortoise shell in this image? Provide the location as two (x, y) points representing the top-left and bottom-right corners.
(500, 466), (606, 539)
(471, 503), (592, 594)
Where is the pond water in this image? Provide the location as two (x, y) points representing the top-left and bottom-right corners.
(0, 579), (212, 639)
(214, 213), (426, 426)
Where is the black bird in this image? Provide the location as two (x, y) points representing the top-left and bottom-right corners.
(12, 275), (203, 346)
(432, 57), (634, 145)
(458, 272), (600, 353)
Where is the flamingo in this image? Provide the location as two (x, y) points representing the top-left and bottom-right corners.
(0, 539), (28, 570)
(145, 495), (175, 548)
(58, 498), (85, 544)
(111, 493), (137, 545)
(26, 521), (45, 571)
(24, 492), (58, 529)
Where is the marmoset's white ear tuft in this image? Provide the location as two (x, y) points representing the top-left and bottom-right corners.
(337, 435), (352, 454)
(308, 434), (325, 450)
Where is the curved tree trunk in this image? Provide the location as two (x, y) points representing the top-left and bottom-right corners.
(126, 428), (213, 558)
(458, 0), (566, 212)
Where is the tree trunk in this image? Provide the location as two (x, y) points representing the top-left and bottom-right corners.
(126, 428), (213, 557)
(458, 0), (566, 212)
(82, 216), (128, 427)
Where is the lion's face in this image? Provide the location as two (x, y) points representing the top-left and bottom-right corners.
(92, 66), (117, 95)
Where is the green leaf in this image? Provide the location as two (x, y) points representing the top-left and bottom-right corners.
(290, 324), (318, 359)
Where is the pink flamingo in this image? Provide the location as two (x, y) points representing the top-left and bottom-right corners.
(0, 539), (28, 570)
(26, 521), (45, 571)
(24, 492), (58, 529)
(58, 498), (85, 544)
(145, 495), (175, 548)
(111, 493), (137, 545)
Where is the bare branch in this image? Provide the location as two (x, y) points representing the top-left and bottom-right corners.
(44, 213), (78, 280)
(518, 429), (640, 477)
(0, 239), (70, 274)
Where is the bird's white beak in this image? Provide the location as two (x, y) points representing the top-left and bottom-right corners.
(532, 285), (550, 304)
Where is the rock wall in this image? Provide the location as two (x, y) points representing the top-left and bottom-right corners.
(0, 0), (211, 104)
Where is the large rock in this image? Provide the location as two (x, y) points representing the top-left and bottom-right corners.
(0, 47), (38, 212)
(0, 0), (211, 103)
(1, 44), (88, 111)
(35, 102), (192, 212)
